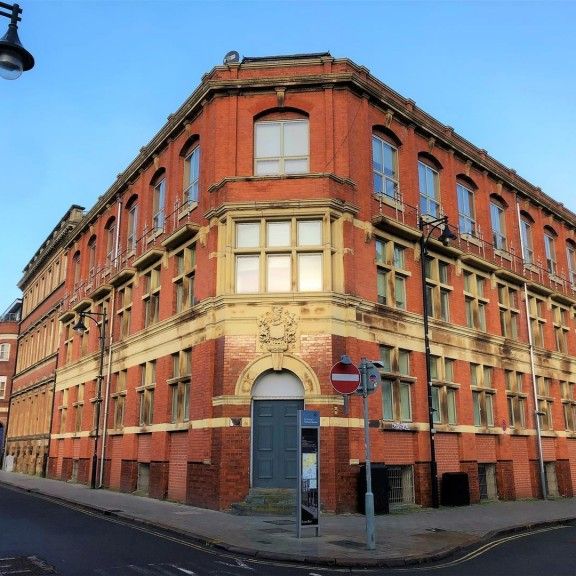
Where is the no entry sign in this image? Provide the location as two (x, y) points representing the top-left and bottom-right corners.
(330, 361), (361, 394)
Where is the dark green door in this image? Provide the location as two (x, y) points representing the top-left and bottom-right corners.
(252, 399), (303, 488)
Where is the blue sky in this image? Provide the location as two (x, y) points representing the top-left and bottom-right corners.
(1, 0), (575, 308)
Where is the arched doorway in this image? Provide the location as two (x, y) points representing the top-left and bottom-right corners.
(251, 370), (304, 488)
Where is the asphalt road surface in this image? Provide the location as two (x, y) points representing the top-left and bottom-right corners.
(2, 484), (576, 576)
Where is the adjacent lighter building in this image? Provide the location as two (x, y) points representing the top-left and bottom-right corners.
(4, 206), (84, 475)
(31, 53), (576, 511)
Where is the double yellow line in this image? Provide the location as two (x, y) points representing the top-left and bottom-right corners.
(405, 525), (570, 571)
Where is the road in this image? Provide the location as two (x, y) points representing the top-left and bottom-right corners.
(1, 484), (576, 576)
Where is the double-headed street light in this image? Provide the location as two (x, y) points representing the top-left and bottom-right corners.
(0, 2), (34, 80)
(419, 215), (457, 508)
(73, 310), (107, 489)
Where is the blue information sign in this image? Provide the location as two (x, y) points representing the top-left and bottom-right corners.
(297, 410), (320, 538)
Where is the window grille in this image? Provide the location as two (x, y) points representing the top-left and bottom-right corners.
(387, 465), (415, 505)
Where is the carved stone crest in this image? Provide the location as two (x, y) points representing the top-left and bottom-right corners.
(258, 306), (297, 369)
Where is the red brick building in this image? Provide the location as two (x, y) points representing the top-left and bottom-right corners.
(48, 53), (576, 510)
(0, 300), (21, 465)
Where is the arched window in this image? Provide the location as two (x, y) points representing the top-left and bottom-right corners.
(105, 217), (116, 266)
(456, 176), (477, 237)
(254, 110), (309, 176)
(126, 195), (138, 253)
(372, 130), (400, 200)
(520, 212), (534, 264)
(181, 137), (200, 205)
(418, 153), (442, 218)
(72, 250), (81, 287)
(87, 236), (97, 278)
(544, 226), (558, 275)
(151, 170), (166, 231)
(490, 194), (507, 250)
(567, 240), (576, 285)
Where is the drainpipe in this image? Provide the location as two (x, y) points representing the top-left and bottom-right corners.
(516, 199), (547, 499)
(98, 196), (122, 487)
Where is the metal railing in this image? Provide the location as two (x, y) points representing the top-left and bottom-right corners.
(373, 195), (576, 300)
(63, 198), (196, 310)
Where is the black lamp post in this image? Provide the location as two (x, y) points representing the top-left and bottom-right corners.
(0, 2), (34, 80)
(418, 215), (457, 508)
(73, 310), (106, 489)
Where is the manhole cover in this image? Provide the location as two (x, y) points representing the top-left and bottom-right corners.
(0, 556), (56, 574)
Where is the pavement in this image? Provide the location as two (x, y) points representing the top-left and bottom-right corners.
(1, 471), (576, 568)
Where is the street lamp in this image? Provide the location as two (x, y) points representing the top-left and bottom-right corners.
(419, 215), (457, 508)
(73, 310), (106, 489)
(0, 2), (34, 80)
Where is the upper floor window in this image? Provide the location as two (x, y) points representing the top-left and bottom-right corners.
(544, 227), (557, 275)
(552, 303), (569, 354)
(375, 238), (408, 309)
(536, 376), (554, 431)
(425, 257), (451, 321)
(254, 119), (309, 176)
(88, 236), (97, 278)
(372, 134), (399, 200)
(520, 213), (534, 265)
(506, 371), (526, 429)
(174, 243), (196, 312)
(72, 251), (81, 287)
(183, 145), (200, 204)
(457, 182), (476, 236)
(490, 197), (507, 250)
(0, 343), (10, 361)
(528, 295), (546, 348)
(234, 218), (323, 293)
(152, 174), (166, 231)
(561, 381), (576, 432)
(138, 361), (156, 426)
(0, 376), (6, 399)
(464, 271), (488, 331)
(418, 159), (440, 218)
(126, 197), (138, 254)
(170, 349), (191, 424)
(471, 363), (495, 428)
(111, 370), (127, 430)
(379, 346), (412, 422)
(567, 241), (576, 286)
(497, 283), (519, 338)
(105, 218), (116, 266)
(430, 356), (458, 425)
(143, 266), (161, 327)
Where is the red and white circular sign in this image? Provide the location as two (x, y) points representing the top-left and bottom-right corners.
(330, 361), (361, 395)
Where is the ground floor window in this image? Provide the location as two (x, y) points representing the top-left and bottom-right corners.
(387, 465), (415, 505)
(137, 462), (150, 495)
(478, 463), (497, 500)
(544, 462), (559, 497)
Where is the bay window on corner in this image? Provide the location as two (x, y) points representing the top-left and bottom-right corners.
(234, 217), (325, 294)
(254, 118), (309, 176)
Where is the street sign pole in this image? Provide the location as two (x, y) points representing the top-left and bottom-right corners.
(360, 358), (376, 550)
